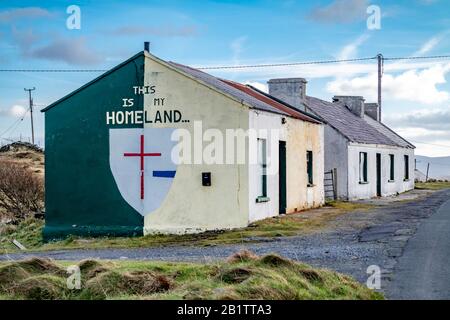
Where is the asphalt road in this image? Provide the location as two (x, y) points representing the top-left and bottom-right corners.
(387, 197), (450, 300)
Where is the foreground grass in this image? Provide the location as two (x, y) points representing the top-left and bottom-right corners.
(415, 181), (450, 190)
(0, 251), (383, 300)
(0, 202), (375, 253)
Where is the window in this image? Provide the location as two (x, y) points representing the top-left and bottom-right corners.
(256, 138), (269, 202)
(359, 152), (368, 183)
(404, 155), (410, 181)
(389, 154), (395, 181)
(307, 151), (313, 186)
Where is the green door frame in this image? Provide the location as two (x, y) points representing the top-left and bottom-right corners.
(376, 153), (382, 197)
(279, 141), (287, 214)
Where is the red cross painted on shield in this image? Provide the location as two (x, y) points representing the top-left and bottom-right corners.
(124, 134), (161, 200)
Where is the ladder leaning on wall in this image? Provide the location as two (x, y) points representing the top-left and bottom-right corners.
(324, 168), (337, 201)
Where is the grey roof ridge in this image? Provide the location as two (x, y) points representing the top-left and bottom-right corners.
(302, 96), (356, 143)
(364, 115), (415, 149)
(304, 95), (402, 147)
(245, 84), (323, 123)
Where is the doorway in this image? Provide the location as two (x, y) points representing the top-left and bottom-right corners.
(279, 141), (287, 214)
(376, 153), (382, 197)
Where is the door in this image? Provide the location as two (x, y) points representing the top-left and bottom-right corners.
(279, 141), (287, 214)
(376, 153), (382, 197)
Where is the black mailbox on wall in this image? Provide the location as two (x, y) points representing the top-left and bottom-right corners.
(202, 172), (211, 186)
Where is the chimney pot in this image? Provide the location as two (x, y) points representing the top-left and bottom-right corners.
(267, 78), (307, 111)
(144, 41), (150, 52)
(333, 96), (365, 118)
(364, 103), (380, 121)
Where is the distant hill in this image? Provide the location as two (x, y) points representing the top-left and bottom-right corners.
(415, 155), (450, 180)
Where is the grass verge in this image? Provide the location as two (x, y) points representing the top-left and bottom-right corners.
(1, 202), (375, 252)
(415, 181), (450, 190)
(0, 251), (383, 300)
(0, 202), (375, 252)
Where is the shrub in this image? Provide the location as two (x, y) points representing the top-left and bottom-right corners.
(0, 159), (44, 222)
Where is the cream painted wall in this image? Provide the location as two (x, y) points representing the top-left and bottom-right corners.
(348, 144), (415, 200)
(142, 55), (250, 234)
(286, 118), (325, 212)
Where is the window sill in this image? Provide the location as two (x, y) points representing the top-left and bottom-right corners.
(404, 179), (410, 182)
(307, 183), (315, 188)
(359, 181), (369, 185)
(256, 196), (270, 203)
(388, 180), (395, 183)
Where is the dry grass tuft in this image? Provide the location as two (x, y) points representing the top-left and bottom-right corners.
(226, 249), (259, 263)
(217, 267), (253, 284)
(259, 253), (295, 268)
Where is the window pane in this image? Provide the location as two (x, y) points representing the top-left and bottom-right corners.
(390, 154), (395, 181)
(257, 139), (267, 197)
(307, 151), (313, 185)
(404, 155), (409, 180)
(359, 152), (368, 183)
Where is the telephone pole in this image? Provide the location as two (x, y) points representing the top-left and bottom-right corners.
(24, 87), (35, 145)
(377, 54), (383, 122)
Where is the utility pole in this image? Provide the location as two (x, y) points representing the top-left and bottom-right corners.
(24, 87), (35, 145)
(377, 54), (383, 122)
(426, 163), (430, 183)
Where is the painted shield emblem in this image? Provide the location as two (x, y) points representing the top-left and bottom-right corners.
(109, 128), (177, 216)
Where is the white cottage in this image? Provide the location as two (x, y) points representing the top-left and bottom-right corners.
(267, 78), (415, 200)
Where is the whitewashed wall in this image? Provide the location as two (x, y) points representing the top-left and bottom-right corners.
(248, 110), (285, 222)
(248, 110), (324, 223)
(347, 144), (415, 200)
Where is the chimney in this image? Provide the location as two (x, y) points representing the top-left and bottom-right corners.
(364, 103), (380, 121)
(144, 41), (150, 52)
(267, 78), (307, 111)
(332, 96), (365, 118)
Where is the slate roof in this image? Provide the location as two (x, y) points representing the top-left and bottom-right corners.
(220, 79), (321, 123)
(168, 62), (321, 124)
(304, 96), (414, 148)
(363, 115), (414, 148)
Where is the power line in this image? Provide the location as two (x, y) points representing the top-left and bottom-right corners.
(0, 108), (30, 139)
(196, 56), (377, 70)
(384, 54), (450, 61)
(0, 69), (108, 73)
(1, 53), (450, 73)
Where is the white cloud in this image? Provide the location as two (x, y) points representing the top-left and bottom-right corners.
(326, 63), (450, 104)
(10, 105), (27, 117)
(337, 34), (370, 60)
(383, 109), (450, 157)
(244, 81), (268, 93)
(416, 35), (443, 56)
(231, 36), (247, 66)
(0, 105), (28, 118)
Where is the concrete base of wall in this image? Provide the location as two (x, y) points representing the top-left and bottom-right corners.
(43, 225), (143, 241)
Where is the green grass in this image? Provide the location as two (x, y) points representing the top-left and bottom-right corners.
(415, 181), (450, 190)
(1, 202), (374, 253)
(0, 252), (383, 300)
(0, 202), (375, 253)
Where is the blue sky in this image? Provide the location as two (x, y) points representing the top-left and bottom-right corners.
(1, 0), (450, 156)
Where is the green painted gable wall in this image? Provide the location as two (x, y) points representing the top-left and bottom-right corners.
(43, 54), (145, 240)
